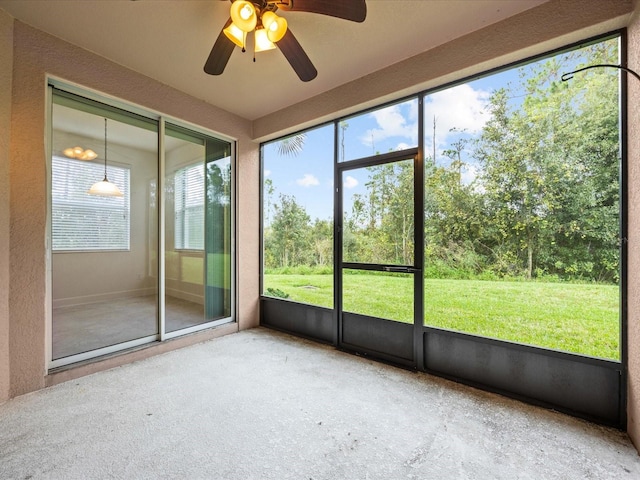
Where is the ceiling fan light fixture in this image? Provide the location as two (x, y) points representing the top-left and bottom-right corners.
(229, 0), (257, 32)
(223, 22), (246, 48)
(254, 27), (276, 52)
(63, 146), (98, 160)
(71, 146), (83, 157)
(205, 0), (367, 81)
(262, 11), (287, 43)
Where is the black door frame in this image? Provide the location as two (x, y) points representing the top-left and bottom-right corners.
(334, 147), (423, 367)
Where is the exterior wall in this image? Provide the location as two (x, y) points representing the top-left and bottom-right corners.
(7, 20), (258, 397)
(0, 8), (13, 404)
(627, 1), (640, 452)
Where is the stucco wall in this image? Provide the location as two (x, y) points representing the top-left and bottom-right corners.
(8, 20), (258, 397)
(627, 1), (640, 452)
(0, 8), (13, 404)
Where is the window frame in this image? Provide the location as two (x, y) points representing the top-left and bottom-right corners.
(259, 30), (625, 362)
(173, 161), (206, 252)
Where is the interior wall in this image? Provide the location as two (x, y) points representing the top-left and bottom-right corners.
(165, 141), (206, 303)
(627, 0), (640, 452)
(8, 19), (258, 397)
(51, 131), (157, 307)
(0, 8), (13, 404)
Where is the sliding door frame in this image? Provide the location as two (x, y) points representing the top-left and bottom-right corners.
(47, 78), (236, 370)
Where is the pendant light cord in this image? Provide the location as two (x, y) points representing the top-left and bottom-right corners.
(104, 118), (108, 180)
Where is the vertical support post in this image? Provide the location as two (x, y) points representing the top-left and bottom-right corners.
(158, 118), (166, 341)
(414, 94), (425, 371)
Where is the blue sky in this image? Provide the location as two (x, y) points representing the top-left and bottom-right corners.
(262, 72), (512, 224)
(262, 37), (619, 225)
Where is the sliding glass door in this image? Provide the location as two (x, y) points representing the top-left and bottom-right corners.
(164, 124), (232, 334)
(51, 90), (159, 362)
(49, 87), (234, 368)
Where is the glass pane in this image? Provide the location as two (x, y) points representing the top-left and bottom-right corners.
(51, 95), (158, 361)
(342, 269), (413, 323)
(343, 160), (414, 265)
(262, 125), (334, 307)
(422, 36), (620, 360)
(165, 124), (232, 332)
(338, 98), (418, 162)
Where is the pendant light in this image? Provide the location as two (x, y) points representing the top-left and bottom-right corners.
(88, 118), (123, 197)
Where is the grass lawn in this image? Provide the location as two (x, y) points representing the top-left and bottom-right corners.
(264, 273), (620, 360)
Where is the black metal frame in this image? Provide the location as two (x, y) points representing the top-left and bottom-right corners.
(258, 29), (627, 428)
(336, 149), (421, 365)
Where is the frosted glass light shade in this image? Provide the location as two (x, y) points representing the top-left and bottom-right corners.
(262, 11), (287, 43)
(254, 28), (276, 52)
(229, 1), (257, 32)
(224, 22), (246, 48)
(88, 177), (123, 197)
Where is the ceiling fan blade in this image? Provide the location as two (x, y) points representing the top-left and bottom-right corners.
(204, 18), (236, 75)
(278, 29), (318, 82)
(277, 0), (366, 22)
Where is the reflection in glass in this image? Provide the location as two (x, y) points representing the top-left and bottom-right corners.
(165, 124), (232, 332)
(51, 92), (158, 360)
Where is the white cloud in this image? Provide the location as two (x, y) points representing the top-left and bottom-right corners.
(424, 84), (491, 159)
(264, 169), (271, 177)
(296, 173), (319, 187)
(461, 164), (479, 186)
(359, 101), (419, 148)
(344, 175), (358, 189)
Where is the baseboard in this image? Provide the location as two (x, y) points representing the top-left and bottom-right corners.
(53, 288), (157, 309)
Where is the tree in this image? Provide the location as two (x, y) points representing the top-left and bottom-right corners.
(267, 194), (311, 268)
(472, 39), (620, 281)
(346, 161), (415, 265)
(276, 133), (306, 157)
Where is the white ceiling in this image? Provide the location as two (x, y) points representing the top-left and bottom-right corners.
(0, 0), (547, 120)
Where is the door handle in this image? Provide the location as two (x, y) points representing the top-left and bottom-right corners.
(383, 266), (421, 274)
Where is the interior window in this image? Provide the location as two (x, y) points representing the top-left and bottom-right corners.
(174, 163), (205, 250)
(52, 156), (130, 251)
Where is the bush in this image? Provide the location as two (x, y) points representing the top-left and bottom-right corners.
(265, 287), (290, 299)
(264, 265), (333, 275)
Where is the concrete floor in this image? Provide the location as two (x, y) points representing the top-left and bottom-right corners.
(1, 328), (639, 480)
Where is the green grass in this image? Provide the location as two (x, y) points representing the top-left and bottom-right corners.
(263, 273), (620, 360)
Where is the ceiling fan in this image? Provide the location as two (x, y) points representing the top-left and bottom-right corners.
(204, 0), (367, 82)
